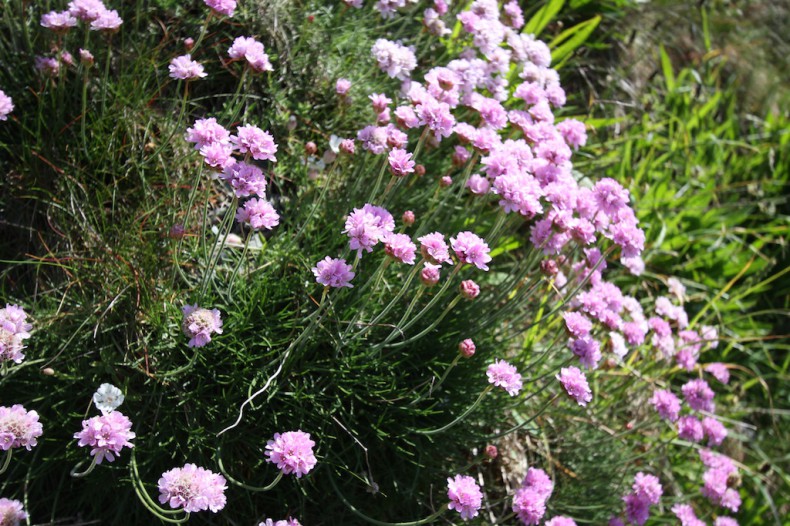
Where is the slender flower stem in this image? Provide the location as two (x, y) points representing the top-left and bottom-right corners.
(218, 449), (283, 491)
(200, 196), (239, 298)
(291, 158), (339, 247)
(70, 456), (98, 478)
(130, 451), (188, 521)
(0, 449), (11, 475)
(410, 353), (462, 406)
(380, 264), (463, 346)
(367, 156), (390, 203)
(227, 229), (253, 297)
(386, 295), (462, 350)
(342, 258), (392, 340)
(330, 474), (447, 526)
(416, 386), (493, 435)
(190, 12), (213, 54)
(487, 393), (561, 440)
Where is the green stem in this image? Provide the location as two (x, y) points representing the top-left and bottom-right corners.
(416, 386), (493, 435)
(0, 449), (11, 475)
(366, 156), (390, 203)
(227, 230), (253, 297)
(329, 474), (446, 526)
(218, 452), (283, 492)
(291, 158), (339, 247)
(386, 295), (462, 350)
(130, 451), (187, 519)
(200, 195), (239, 298)
(70, 455), (98, 478)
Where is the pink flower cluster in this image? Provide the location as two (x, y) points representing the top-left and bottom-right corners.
(557, 366), (592, 406)
(699, 450), (742, 512)
(343, 204), (395, 256)
(371, 39), (417, 80)
(181, 305), (223, 348)
(486, 359), (522, 396)
(204, 0), (236, 17)
(158, 463), (227, 513)
(41, 0), (122, 33)
(0, 90), (14, 121)
(228, 36), (273, 73)
(264, 430), (317, 478)
(73, 411), (135, 464)
(312, 257), (355, 288)
(169, 54), (206, 80)
(0, 498), (27, 525)
(0, 304), (32, 364)
(614, 472), (662, 526)
(0, 405), (43, 451)
(512, 467), (553, 525)
(446, 474), (483, 520)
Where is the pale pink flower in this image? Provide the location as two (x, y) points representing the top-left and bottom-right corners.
(265, 431), (317, 477)
(313, 257), (354, 288)
(0, 405), (43, 451)
(168, 54), (206, 80)
(181, 305), (223, 348)
(74, 411), (135, 463)
(487, 359), (522, 396)
(447, 474), (483, 520)
(158, 464), (227, 512)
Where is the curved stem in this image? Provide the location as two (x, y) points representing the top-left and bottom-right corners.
(386, 295), (461, 350)
(366, 156), (390, 203)
(70, 455), (98, 478)
(329, 474), (446, 526)
(130, 451), (187, 520)
(218, 450), (283, 492)
(416, 386), (492, 435)
(0, 449), (11, 475)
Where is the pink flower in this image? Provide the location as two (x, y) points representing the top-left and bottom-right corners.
(450, 231), (492, 271)
(371, 38), (417, 80)
(221, 161), (267, 197)
(158, 464), (227, 513)
(340, 139), (355, 154)
(545, 518), (577, 526)
(557, 366), (592, 406)
(369, 92), (392, 112)
(265, 431), (317, 478)
(702, 417), (728, 446)
(632, 473), (662, 505)
(67, 0), (105, 21)
(649, 389), (681, 422)
(459, 279), (480, 299)
(35, 56), (60, 77)
(681, 379), (715, 412)
(343, 204), (394, 255)
(677, 415), (704, 442)
(236, 198), (280, 230)
(231, 125), (278, 162)
(169, 54), (206, 80)
(186, 117), (231, 149)
(420, 263), (441, 286)
(402, 210), (415, 226)
(487, 359), (522, 396)
(417, 232), (452, 265)
(416, 98), (455, 140)
(228, 36), (272, 72)
(90, 9), (123, 31)
(569, 336), (602, 369)
(387, 148), (415, 177)
(446, 474), (483, 521)
(204, 0), (236, 17)
(335, 78), (351, 96)
(466, 174), (490, 195)
(313, 257), (355, 288)
(41, 10), (78, 31)
(74, 411), (135, 464)
(458, 339), (475, 357)
(0, 90), (13, 121)
(671, 504), (705, 526)
(181, 305), (223, 348)
(0, 498), (27, 525)
(563, 312), (592, 338)
(383, 233), (417, 264)
(200, 142), (234, 170)
(704, 362), (730, 384)
(0, 405), (43, 451)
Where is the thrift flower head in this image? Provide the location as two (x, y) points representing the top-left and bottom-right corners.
(702, 416), (728, 446)
(371, 38), (417, 80)
(227, 36), (272, 72)
(451, 231), (492, 270)
(402, 210), (415, 226)
(632, 473), (662, 505)
(236, 198), (280, 230)
(0, 329), (24, 364)
(387, 148), (415, 177)
(169, 55), (206, 80)
(557, 366), (592, 406)
(649, 389), (681, 422)
(204, 0), (236, 17)
(446, 474), (483, 521)
(383, 233), (417, 264)
(93, 383), (124, 414)
(265, 431), (317, 478)
(67, 0), (106, 21)
(231, 125), (278, 162)
(513, 488), (546, 525)
(313, 257), (354, 288)
(487, 359), (523, 396)
(0, 498), (27, 526)
(181, 305), (223, 348)
(90, 9), (123, 31)
(158, 463), (227, 513)
(418, 232), (452, 265)
(74, 411), (135, 464)
(336, 78), (351, 96)
(343, 204), (394, 255)
(221, 161), (267, 197)
(545, 518), (577, 526)
(678, 415), (704, 442)
(41, 10), (78, 32)
(671, 504), (705, 526)
(0, 91), (14, 121)
(186, 117), (230, 150)
(623, 493), (651, 526)
(681, 379), (715, 412)
(705, 362), (730, 384)
(0, 405), (43, 451)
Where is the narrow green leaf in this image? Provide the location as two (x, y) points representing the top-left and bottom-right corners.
(523, 0), (566, 36)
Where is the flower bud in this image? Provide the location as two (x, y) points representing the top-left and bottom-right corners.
(402, 210), (415, 226)
(305, 141), (317, 156)
(414, 164), (426, 177)
(484, 445), (498, 459)
(460, 279), (480, 300)
(439, 175), (452, 187)
(420, 263), (441, 287)
(458, 338), (475, 357)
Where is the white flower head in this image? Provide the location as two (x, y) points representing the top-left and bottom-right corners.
(93, 383), (125, 414)
(329, 134), (343, 153)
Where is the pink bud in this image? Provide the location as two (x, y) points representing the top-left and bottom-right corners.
(340, 139), (355, 155)
(484, 445), (498, 459)
(402, 210), (415, 226)
(305, 141), (317, 156)
(460, 279), (480, 300)
(458, 338), (476, 357)
(420, 264), (441, 287)
(439, 175), (452, 187)
(184, 37), (195, 51)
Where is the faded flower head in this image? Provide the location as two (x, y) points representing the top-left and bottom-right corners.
(181, 305), (223, 348)
(265, 430), (317, 478)
(93, 383), (124, 414)
(158, 463), (227, 513)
